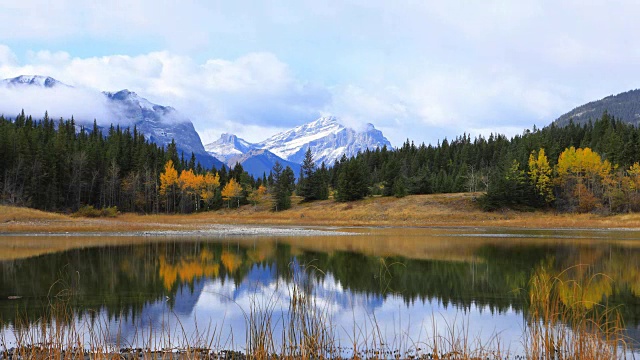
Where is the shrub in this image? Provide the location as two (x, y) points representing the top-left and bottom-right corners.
(73, 205), (118, 218)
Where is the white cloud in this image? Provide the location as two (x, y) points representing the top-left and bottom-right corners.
(0, 45), (17, 66)
(2, 1), (640, 146)
(0, 42), (620, 147)
(0, 85), (112, 126)
(0, 48), (330, 144)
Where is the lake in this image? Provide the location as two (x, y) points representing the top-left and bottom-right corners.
(1, 226), (639, 358)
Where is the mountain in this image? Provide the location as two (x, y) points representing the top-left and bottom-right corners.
(1, 75), (67, 88)
(103, 89), (222, 169)
(226, 149), (301, 179)
(205, 133), (256, 163)
(257, 116), (392, 165)
(0, 75), (223, 169)
(204, 116), (391, 178)
(554, 89), (640, 127)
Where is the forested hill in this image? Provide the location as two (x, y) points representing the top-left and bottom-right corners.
(554, 89), (640, 127)
(330, 111), (640, 213)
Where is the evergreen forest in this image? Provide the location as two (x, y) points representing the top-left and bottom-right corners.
(4, 110), (640, 214)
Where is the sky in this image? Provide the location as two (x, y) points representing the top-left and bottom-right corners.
(1, 0), (640, 147)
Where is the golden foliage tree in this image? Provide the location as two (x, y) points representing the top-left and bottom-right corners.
(221, 178), (243, 208)
(556, 147), (611, 212)
(247, 184), (269, 207)
(200, 172), (220, 209)
(178, 169), (198, 211)
(528, 148), (554, 205)
(628, 163), (640, 191)
(159, 160), (179, 212)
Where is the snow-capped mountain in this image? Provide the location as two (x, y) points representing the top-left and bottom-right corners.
(0, 75), (223, 169)
(1, 75), (67, 88)
(103, 89), (221, 169)
(257, 116), (392, 165)
(205, 133), (257, 163)
(204, 116), (391, 177)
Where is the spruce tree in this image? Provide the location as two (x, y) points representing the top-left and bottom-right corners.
(299, 147), (317, 201)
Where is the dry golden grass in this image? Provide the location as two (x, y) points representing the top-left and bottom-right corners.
(0, 205), (67, 222)
(5, 193), (640, 234)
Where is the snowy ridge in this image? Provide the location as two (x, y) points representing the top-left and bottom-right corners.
(1, 75), (67, 88)
(103, 89), (160, 112)
(257, 116), (345, 160)
(258, 116), (392, 165)
(205, 133), (257, 163)
(205, 116), (392, 170)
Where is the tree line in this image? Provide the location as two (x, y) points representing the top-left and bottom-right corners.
(0, 111), (281, 213)
(330, 111), (640, 213)
(5, 110), (640, 214)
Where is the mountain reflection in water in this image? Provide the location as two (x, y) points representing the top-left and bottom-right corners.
(1, 228), (640, 351)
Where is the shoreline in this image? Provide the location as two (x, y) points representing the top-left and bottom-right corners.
(0, 224), (360, 237)
(5, 193), (640, 234)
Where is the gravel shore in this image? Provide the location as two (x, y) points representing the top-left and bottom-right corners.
(141, 224), (359, 237)
(2, 224), (360, 237)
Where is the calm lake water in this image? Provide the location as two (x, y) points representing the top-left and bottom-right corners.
(1, 227), (640, 355)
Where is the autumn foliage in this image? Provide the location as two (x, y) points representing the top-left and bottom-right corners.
(159, 160), (221, 213)
(484, 144), (640, 213)
(221, 178), (243, 208)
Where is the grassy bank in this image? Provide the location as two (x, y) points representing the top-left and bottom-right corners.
(4, 192), (640, 233)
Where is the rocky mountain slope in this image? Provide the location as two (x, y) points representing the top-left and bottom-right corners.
(554, 89), (640, 127)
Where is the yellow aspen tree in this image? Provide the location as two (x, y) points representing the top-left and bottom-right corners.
(248, 184), (268, 207)
(159, 160), (179, 213)
(628, 163), (640, 191)
(178, 169), (198, 211)
(556, 146), (578, 185)
(193, 173), (205, 210)
(625, 163), (640, 210)
(221, 178), (243, 208)
(528, 148), (554, 205)
(200, 172), (220, 209)
(556, 147), (611, 212)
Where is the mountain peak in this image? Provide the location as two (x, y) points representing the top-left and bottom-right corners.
(205, 133), (255, 163)
(257, 116), (392, 165)
(105, 89), (137, 100)
(312, 115), (339, 125)
(219, 133), (239, 143)
(2, 75), (67, 88)
(104, 89), (160, 111)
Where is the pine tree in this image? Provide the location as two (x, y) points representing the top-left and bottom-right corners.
(336, 159), (368, 202)
(299, 147), (317, 201)
(270, 161), (293, 211)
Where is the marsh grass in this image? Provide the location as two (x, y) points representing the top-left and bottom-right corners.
(524, 264), (629, 360)
(0, 264), (633, 359)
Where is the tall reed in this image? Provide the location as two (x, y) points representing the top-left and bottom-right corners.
(524, 264), (628, 359)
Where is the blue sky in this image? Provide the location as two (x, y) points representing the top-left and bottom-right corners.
(1, 0), (640, 146)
